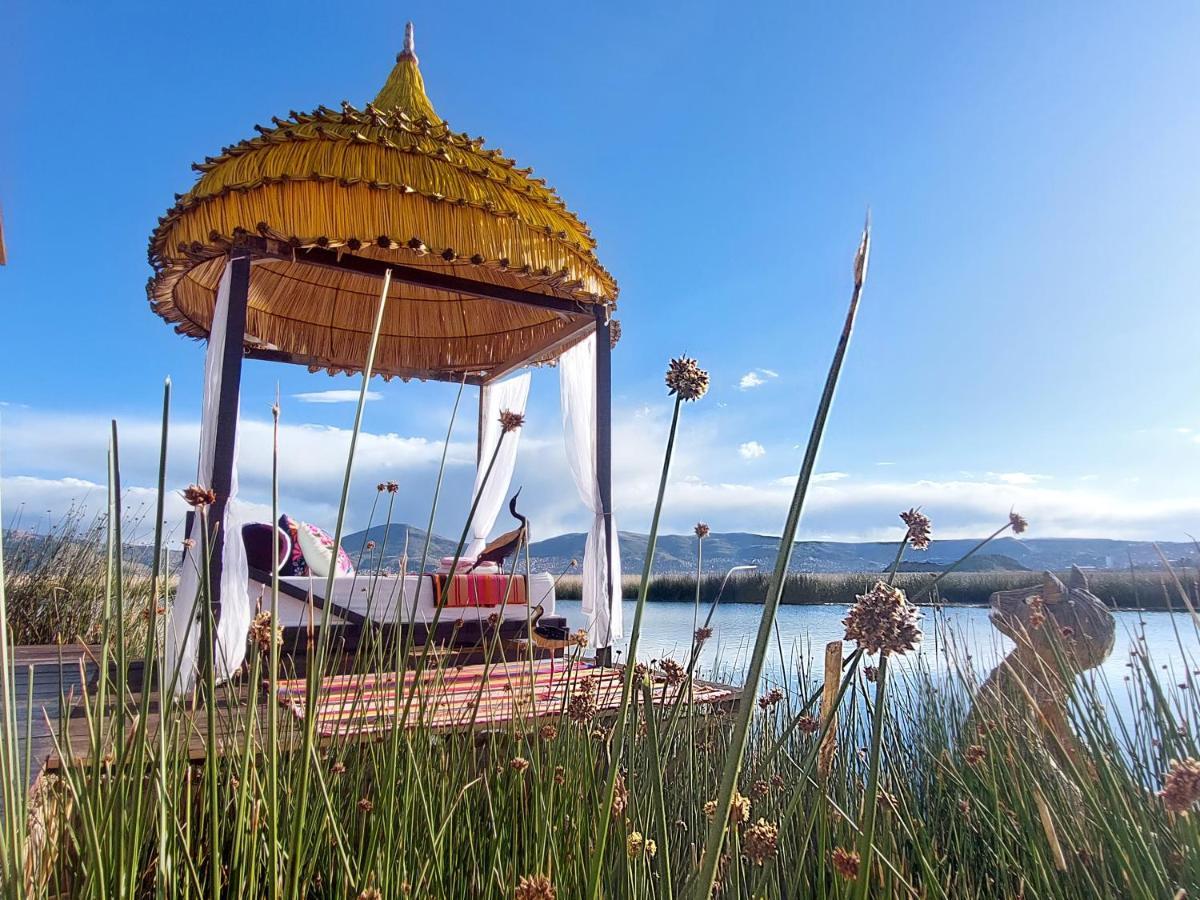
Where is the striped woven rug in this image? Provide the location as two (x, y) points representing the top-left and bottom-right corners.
(275, 659), (739, 738)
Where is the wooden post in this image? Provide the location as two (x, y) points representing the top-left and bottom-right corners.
(207, 247), (252, 617)
(818, 640), (842, 779)
(594, 308), (614, 666)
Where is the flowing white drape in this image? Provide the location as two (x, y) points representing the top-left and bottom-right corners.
(466, 373), (531, 558)
(559, 334), (622, 646)
(166, 259), (252, 693)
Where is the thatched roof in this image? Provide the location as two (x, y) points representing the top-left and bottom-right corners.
(147, 25), (617, 382)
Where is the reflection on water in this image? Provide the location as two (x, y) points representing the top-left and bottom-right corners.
(557, 600), (1200, 690)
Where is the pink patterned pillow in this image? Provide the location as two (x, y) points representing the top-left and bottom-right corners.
(295, 521), (355, 578)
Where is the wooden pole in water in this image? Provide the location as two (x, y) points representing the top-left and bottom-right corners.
(819, 640), (842, 779)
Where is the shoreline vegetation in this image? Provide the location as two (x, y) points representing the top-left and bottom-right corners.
(555, 570), (1198, 611)
(4, 515), (1194, 646)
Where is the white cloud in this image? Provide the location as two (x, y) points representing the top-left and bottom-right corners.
(813, 472), (849, 483)
(5, 402), (1200, 546)
(0, 408), (476, 540)
(986, 472), (1050, 486)
(738, 369), (778, 390)
(738, 441), (766, 460)
(293, 390), (382, 404)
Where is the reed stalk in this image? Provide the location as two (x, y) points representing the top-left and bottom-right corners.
(586, 392), (684, 900)
(693, 218), (870, 898)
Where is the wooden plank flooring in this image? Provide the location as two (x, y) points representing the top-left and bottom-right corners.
(5, 645), (742, 787)
(3, 644), (95, 789)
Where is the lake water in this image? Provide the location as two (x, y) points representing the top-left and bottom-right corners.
(556, 600), (1200, 692)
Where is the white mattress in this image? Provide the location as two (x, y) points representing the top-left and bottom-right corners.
(255, 572), (556, 629)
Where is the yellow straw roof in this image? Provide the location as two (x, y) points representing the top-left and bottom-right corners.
(147, 24), (617, 382)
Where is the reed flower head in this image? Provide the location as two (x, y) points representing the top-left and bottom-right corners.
(832, 847), (860, 880)
(1160, 757), (1200, 814)
(515, 874), (556, 900)
(1009, 510), (1028, 534)
(695, 522), (710, 539)
(510, 756), (530, 774)
(843, 581), (922, 656)
(612, 771), (629, 818)
(758, 688), (785, 710)
(626, 831), (648, 858)
(499, 409), (526, 433)
(570, 629), (589, 647)
(864, 665), (878, 683)
(539, 723), (558, 741)
(797, 714), (820, 735)
(365, 540), (376, 550)
(730, 791), (751, 824)
(357, 798), (374, 813)
(567, 678), (598, 724)
(609, 318), (622, 348)
(386, 480), (399, 493)
(665, 356), (709, 401)
(358, 890), (382, 900)
(965, 744), (987, 767)
(899, 507), (932, 550)
(744, 819), (780, 865)
(249, 610), (282, 654)
(330, 760), (346, 775)
(695, 625), (713, 644)
(181, 484), (216, 508)
(658, 657), (686, 686)
(703, 799), (718, 820)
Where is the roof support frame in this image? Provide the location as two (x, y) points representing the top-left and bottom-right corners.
(231, 236), (601, 384)
(241, 236), (598, 318)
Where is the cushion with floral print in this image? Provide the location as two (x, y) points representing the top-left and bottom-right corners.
(296, 520), (355, 579)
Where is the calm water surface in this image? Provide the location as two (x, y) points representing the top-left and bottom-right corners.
(557, 600), (1200, 690)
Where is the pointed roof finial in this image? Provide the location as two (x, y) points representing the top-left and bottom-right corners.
(376, 22), (438, 120)
(398, 21), (418, 62)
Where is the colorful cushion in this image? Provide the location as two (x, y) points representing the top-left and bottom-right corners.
(277, 515), (309, 577)
(296, 521), (355, 579)
(241, 523), (291, 574)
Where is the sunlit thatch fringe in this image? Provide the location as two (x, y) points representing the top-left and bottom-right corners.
(146, 28), (617, 382)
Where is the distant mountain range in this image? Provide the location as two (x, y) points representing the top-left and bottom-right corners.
(340, 525), (1199, 575)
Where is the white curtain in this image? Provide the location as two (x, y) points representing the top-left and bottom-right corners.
(166, 259), (252, 693)
(466, 373), (531, 557)
(559, 334), (622, 646)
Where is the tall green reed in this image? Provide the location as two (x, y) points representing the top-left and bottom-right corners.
(693, 218), (870, 898)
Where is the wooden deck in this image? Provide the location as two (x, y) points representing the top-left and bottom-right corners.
(4, 644), (742, 788)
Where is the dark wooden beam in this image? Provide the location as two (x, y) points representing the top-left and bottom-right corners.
(247, 567), (369, 626)
(242, 345), (489, 386)
(594, 309), (615, 664)
(244, 236), (598, 319)
(480, 315), (597, 385)
(208, 250), (252, 616)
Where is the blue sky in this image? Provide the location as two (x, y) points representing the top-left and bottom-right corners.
(2, 3), (1199, 544)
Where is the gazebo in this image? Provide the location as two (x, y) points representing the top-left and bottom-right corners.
(150, 25), (621, 686)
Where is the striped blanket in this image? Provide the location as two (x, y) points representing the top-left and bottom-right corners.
(429, 573), (527, 608)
